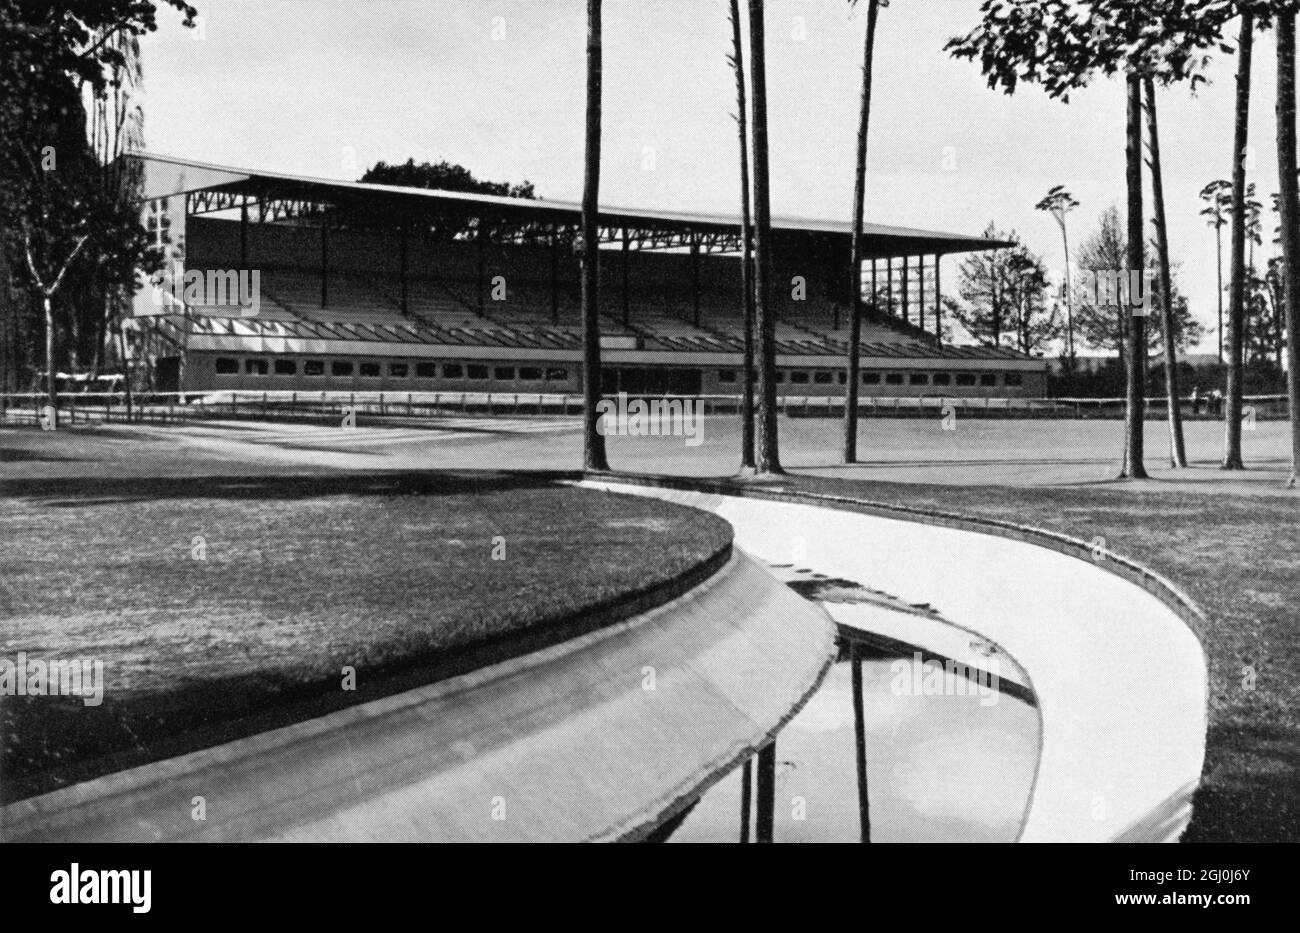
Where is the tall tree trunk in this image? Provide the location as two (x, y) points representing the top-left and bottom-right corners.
(1224, 11), (1254, 470)
(1060, 219), (1075, 363)
(748, 0), (783, 474)
(1216, 225), (1224, 359)
(581, 0), (609, 472)
(43, 293), (58, 429)
(843, 0), (880, 464)
(1276, 11), (1300, 487)
(1122, 72), (1148, 478)
(0, 247), (12, 394)
(1144, 78), (1187, 468)
(729, 0), (756, 470)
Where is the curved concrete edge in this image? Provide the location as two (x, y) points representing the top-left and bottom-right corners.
(580, 477), (1210, 844)
(0, 549), (836, 843)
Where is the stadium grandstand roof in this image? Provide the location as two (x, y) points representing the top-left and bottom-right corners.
(130, 152), (1013, 258)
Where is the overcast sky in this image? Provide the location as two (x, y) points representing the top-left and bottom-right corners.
(139, 0), (1295, 351)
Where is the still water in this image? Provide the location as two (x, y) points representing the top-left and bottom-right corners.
(664, 640), (1041, 843)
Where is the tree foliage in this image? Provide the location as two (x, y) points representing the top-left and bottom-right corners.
(944, 223), (1061, 354)
(1, 0), (193, 392)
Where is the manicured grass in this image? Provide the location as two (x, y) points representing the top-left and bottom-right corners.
(766, 475), (1300, 844)
(0, 472), (732, 802)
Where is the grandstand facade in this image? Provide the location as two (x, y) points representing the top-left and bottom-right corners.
(129, 153), (1048, 398)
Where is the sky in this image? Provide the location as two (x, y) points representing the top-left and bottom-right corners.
(138, 0), (1296, 351)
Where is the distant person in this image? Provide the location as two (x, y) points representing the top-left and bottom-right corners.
(1190, 386), (1201, 415)
(1210, 388), (1224, 417)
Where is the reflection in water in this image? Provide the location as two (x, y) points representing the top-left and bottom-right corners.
(851, 643), (871, 843)
(665, 639), (1040, 843)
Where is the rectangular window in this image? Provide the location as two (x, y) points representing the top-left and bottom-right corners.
(717, 370), (737, 383)
(304, 360), (325, 376)
(215, 357), (239, 375)
(443, 363), (465, 379)
(1004, 372), (1024, 387)
(774, 371), (786, 384)
(885, 373), (904, 385)
(520, 367), (543, 381)
(493, 366), (516, 381)
(956, 373), (977, 386)
(467, 364), (489, 380)
(789, 371), (810, 385)
(360, 362), (381, 378)
(389, 363), (409, 378)
(909, 373), (929, 385)
(274, 360), (297, 376)
(932, 372), (951, 386)
(332, 361), (353, 377)
(813, 371), (833, 385)
(863, 372), (881, 385)
(245, 358), (268, 375)
(980, 373), (997, 387)
(837, 372), (847, 385)
(545, 368), (568, 382)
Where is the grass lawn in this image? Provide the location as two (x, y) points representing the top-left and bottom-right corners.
(0, 471), (732, 803)
(762, 475), (1300, 844)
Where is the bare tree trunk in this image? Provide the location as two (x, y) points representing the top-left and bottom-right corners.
(844, 0), (880, 464)
(1216, 225), (1224, 360)
(1122, 72), (1148, 478)
(1144, 78), (1187, 468)
(1224, 11), (1254, 470)
(1276, 11), (1300, 487)
(748, 0), (783, 475)
(43, 293), (58, 429)
(1060, 220), (1075, 364)
(729, 0), (756, 470)
(581, 0), (609, 472)
(0, 247), (12, 395)
(118, 318), (134, 421)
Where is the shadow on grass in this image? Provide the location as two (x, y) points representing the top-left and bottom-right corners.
(0, 448), (85, 463)
(1, 469), (580, 507)
(1183, 720), (1300, 843)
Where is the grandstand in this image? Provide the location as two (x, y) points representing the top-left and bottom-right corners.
(129, 153), (1048, 398)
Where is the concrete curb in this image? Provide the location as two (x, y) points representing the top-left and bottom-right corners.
(1, 548), (836, 842)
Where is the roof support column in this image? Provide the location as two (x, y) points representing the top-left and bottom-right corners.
(934, 253), (942, 342)
(918, 254), (925, 332)
(550, 223), (559, 324)
(399, 218), (409, 315)
(870, 258), (877, 315)
(622, 227), (630, 327)
(691, 230), (701, 328)
(320, 217), (328, 309)
(902, 254), (909, 324)
(239, 200), (248, 270)
(886, 257), (893, 318)
(476, 225), (486, 314)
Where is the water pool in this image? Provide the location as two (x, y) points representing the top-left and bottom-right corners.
(665, 640), (1041, 843)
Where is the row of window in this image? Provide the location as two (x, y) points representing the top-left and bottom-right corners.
(214, 357), (570, 383)
(716, 369), (1024, 387)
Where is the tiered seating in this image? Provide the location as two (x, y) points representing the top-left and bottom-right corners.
(184, 263), (946, 359)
